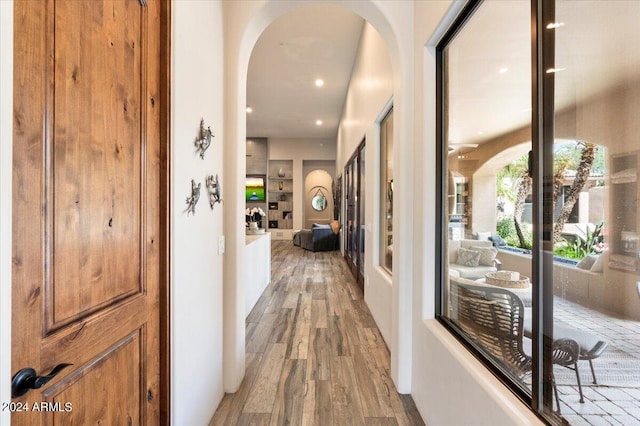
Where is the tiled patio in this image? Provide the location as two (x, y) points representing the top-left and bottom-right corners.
(554, 297), (640, 425)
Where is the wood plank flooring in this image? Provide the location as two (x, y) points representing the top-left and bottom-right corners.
(211, 241), (424, 426)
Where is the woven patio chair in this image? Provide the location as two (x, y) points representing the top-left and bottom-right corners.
(450, 279), (581, 412)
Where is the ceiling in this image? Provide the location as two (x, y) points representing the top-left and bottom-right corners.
(246, 2), (640, 148)
(246, 4), (364, 140)
(447, 1), (640, 148)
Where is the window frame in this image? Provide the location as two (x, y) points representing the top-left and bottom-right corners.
(434, 0), (558, 422)
(379, 105), (394, 274)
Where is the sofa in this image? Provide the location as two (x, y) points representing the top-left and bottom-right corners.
(293, 223), (338, 252)
(448, 239), (501, 279)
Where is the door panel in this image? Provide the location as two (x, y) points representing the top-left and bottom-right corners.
(51, 0), (144, 330)
(12, 0), (163, 424)
(44, 330), (142, 425)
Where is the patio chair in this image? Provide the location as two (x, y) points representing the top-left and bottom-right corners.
(549, 321), (609, 386)
(522, 316), (609, 389)
(450, 279), (581, 412)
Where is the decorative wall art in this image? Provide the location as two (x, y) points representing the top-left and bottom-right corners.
(206, 174), (222, 209)
(194, 118), (214, 160)
(185, 179), (201, 215)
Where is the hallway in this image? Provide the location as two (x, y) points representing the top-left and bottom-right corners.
(211, 241), (424, 425)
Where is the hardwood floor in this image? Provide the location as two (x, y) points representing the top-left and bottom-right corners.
(210, 241), (425, 426)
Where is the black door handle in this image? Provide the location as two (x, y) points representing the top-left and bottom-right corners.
(11, 363), (72, 398)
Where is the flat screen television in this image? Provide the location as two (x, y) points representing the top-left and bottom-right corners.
(245, 175), (266, 202)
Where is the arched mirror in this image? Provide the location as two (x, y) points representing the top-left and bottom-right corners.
(311, 194), (327, 211)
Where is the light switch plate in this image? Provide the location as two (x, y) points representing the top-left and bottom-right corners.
(218, 236), (225, 255)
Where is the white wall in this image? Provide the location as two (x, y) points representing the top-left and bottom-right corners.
(0, 1), (13, 424)
(411, 1), (543, 424)
(269, 138), (336, 237)
(336, 21), (395, 349)
(171, 1), (225, 424)
(337, 23), (393, 170)
(245, 234), (271, 317)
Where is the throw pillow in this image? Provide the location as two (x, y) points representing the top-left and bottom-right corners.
(457, 248), (481, 267)
(471, 246), (498, 266)
(476, 232), (492, 241)
(489, 234), (507, 247)
(576, 254), (597, 270)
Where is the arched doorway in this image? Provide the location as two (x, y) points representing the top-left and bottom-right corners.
(222, 1), (413, 395)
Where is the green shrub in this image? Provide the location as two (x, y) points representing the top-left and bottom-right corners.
(553, 244), (581, 260)
(496, 218), (515, 240)
(553, 221), (604, 260)
(496, 217), (532, 250)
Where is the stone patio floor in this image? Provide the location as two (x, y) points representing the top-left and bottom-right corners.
(553, 297), (640, 425)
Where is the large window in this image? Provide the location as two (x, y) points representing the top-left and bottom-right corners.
(437, 1), (640, 424)
(380, 107), (393, 272)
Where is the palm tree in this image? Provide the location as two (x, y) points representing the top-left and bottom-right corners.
(505, 142), (596, 248)
(497, 158), (527, 206)
(552, 141), (596, 244)
(513, 170), (532, 248)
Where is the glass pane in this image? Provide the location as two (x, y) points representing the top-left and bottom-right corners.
(359, 145), (366, 276)
(551, 1), (640, 420)
(380, 109), (393, 272)
(347, 157), (359, 268)
(443, 0), (533, 394)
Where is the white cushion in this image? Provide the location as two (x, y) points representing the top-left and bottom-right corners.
(448, 240), (461, 264)
(461, 239), (492, 249)
(576, 254), (598, 270)
(450, 264), (497, 280)
(590, 250), (606, 273)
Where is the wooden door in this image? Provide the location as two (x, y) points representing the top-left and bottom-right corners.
(357, 143), (365, 289)
(344, 139), (365, 290)
(12, 0), (166, 424)
(345, 157), (357, 277)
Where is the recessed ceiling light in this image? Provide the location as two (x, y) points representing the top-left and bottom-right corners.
(315, 79), (324, 87)
(546, 22), (565, 29)
(498, 67), (509, 74)
(315, 120), (323, 126)
(477, 130), (484, 135)
(546, 67), (566, 74)
(246, 106), (253, 113)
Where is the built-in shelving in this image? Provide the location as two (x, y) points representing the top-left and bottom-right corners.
(268, 160), (294, 229)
